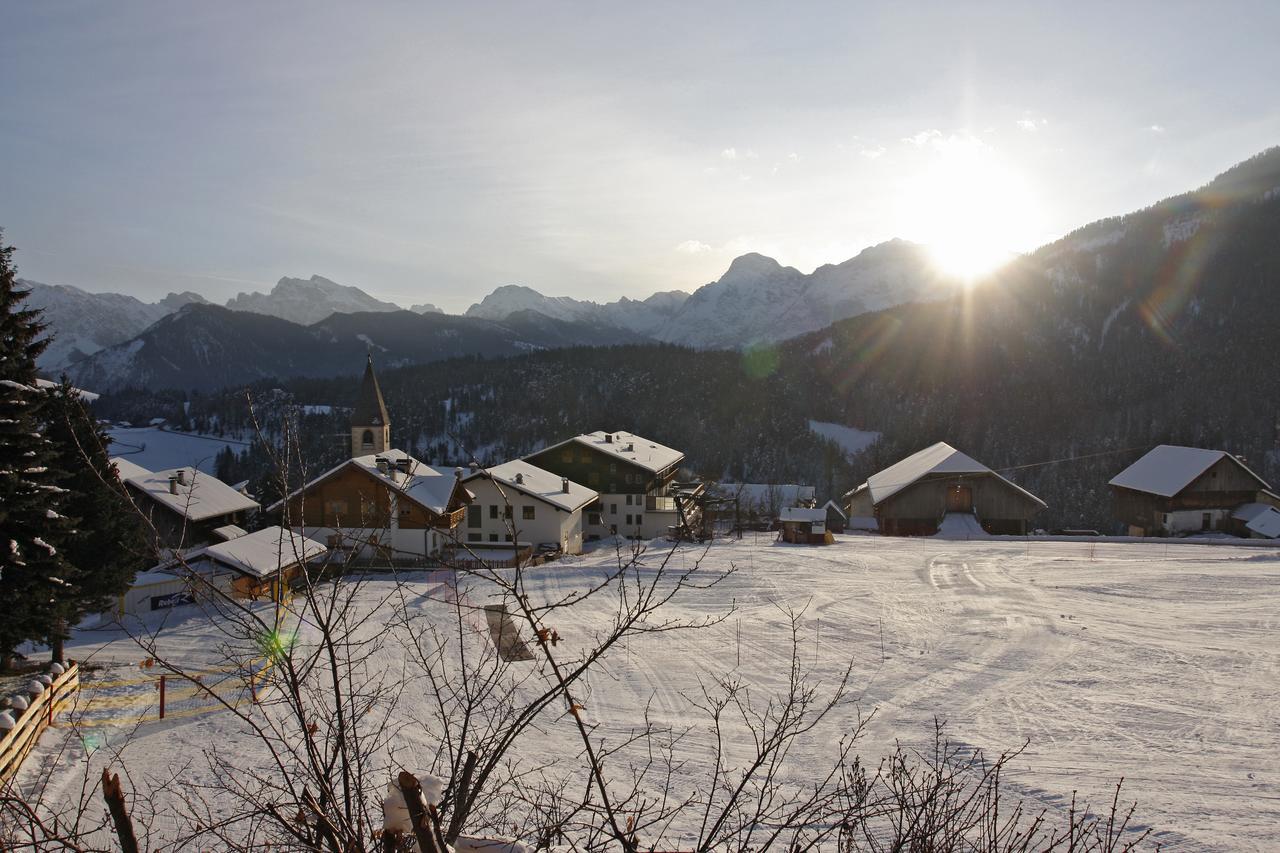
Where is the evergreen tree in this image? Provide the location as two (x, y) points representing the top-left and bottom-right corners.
(42, 379), (149, 660)
(0, 232), (71, 668)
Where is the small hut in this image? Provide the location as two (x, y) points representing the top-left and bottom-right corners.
(778, 507), (833, 545)
(821, 500), (847, 534)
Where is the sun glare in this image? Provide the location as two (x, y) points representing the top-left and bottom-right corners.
(898, 137), (1041, 282)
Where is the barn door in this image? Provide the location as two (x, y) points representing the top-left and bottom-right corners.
(947, 485), (973, 513)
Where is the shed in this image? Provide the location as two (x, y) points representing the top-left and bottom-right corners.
(1108, 445), (1272, 536)
(821, 499), (847, 534)
(778, 507), (833, 545)
(844, 442), (1045, 536)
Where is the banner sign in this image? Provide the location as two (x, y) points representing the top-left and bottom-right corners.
(150, 590), (196, 611)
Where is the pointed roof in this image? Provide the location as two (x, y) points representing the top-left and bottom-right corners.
(351, 356), (390, 428)
(1108, 445), (1270, 498)
(861, 441), (1046, 507)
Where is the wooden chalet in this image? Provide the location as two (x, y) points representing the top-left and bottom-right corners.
(267, 360), (471, 561)
(844, 442), (1045, 536)
(1109, 445), (1278, 536)
(112, 457), (259, 549)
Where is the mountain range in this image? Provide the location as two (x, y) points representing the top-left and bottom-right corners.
(27, 237), (952, 378)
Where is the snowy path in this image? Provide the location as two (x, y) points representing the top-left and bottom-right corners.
(19, 538), (1280, 849)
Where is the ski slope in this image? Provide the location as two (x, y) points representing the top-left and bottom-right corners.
(19, 535), (1280, 850)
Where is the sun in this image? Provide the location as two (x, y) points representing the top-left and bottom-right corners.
(897, 137), (1040, 282)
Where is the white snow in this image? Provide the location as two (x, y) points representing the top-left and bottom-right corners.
(1163, 215), (1204, 248)
(111, 458), (260, 522)
(1109, 445), (1268, 498)
(535, 430), (683, 474)
(462, 460), (597, 513)
(1232, 503), (1280, 538)
(107, 426), (249, 475)
(20, 536), (1280, 850)
(779, 507), (826, 523)
(1099, 298), (1130, 348)
(271, 449), (461, 516)
(197, 527), (327, 578)
(807, 420), (880, 455)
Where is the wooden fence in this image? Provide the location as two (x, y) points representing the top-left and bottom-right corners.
(0, 662), (80, 785)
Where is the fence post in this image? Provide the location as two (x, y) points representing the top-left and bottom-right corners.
(102, 769), (140, 853)
(158, 675), (166, 719)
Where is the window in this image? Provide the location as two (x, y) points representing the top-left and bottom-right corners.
(489, 504), (498, 519)
(609, 462), (617, 473)
(467, 505), (482, 528)
(489, 533), (498, 542)
(588, 512), (602, 525)
(360, 429), (374, 451)
(625, 494), (633, 506)
(562, 448), (573, 462)
(625, 514), (633, 526)
(523, 505), (536, 520)
(467, 533), (481, 542)
(636, 514), (643, 527)
(609, 483), (616, 493)
(504, 534), (513, 542)
(610, 503), (617, 515)
(400, 506), (411, 516)
(589, 472), (599, 485)
(504, 505), (513, 519)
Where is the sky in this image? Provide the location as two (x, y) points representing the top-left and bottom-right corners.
(2, 2), (1279, 313)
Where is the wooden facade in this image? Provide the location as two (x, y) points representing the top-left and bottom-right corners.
(126, 486), (252, 550)
(1112, 455), (1269, 536)
(877, 473), (1043, 536)
(280, 463), (467, 532)
(525, 443), (679, 496)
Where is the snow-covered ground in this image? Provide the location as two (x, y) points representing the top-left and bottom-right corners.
(17, 535), (1280, 850)
(106, 426), (249, 474)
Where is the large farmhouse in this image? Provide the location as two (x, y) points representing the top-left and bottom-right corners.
(525, 430), (702, 540)
(1109, 445), (1278, 536)
(460, 460), (598, 554)
(844, 442), (1046, 535)
(268, 361), (471, 560)
(112, 457), (259, 549)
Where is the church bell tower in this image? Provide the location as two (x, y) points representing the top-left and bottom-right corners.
(350, 355), (391, 457)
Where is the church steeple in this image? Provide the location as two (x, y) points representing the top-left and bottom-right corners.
(350, 355), (391, 457)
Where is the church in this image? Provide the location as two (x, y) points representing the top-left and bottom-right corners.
(267, 357), (472, 562)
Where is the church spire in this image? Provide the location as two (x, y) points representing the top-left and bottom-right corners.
(350, 355), (391, 457)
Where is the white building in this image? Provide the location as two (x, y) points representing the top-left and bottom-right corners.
(460, 460), (598, 554)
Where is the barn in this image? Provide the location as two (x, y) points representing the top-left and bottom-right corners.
(843, 442), (1046, 536)
(1109, 445), (1277, 536)
(778, 507), (833, 545)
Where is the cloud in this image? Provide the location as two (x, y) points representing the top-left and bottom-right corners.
(1149, 124), (1165, 133)
(675, 239), (713, 254)
(901, 129), (942, 147)
(860, 146), (886, 159)
(1016, 117), (1048, 132)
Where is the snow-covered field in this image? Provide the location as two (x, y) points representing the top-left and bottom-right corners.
(106, 426), (249, 474)
(19, 535), (1280, 850)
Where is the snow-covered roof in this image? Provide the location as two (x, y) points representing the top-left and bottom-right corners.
(716, 483), (816, 506)
(464, 460), (598, 513)
(269, 448), (467, 516)
(534, 431), (683, 474)
(1232, 503), (1280, 538)
(780, 507), (828, 523)
(203, 526), (328, 578)
(863, 442), (1046, 507)
(112, 457), (260, 522)
(1108, 445), (1270, 498)
(212, 524), (248, 542)
(822, 499), (847, 519)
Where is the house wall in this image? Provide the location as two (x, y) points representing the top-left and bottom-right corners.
(460, 477), (585, 553)
(846, 489), (874, 518)
(282, 464), (462, 531)
(128, 487), (248, 549)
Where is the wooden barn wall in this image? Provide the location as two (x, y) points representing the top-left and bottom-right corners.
(284, 466), (453, 530)
(1171, 456), (1267, 509)
(878, 473), (1042, 522)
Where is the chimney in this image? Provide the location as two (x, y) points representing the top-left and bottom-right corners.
(454, 467), (463, 479)
(515, 472), (524, 485)
(604, 433), (613, 444)
(561, 477), (570, 494)
(625, 442), (634, 452)
(396, 458), (411, 474)
(469, 461), (479, 473)
(168, 476), (179, 495)
(375, 457), (389, 475)
(175, 469), (187, 486)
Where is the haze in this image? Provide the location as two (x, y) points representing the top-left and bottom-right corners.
(2, 2), (1279, 311)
